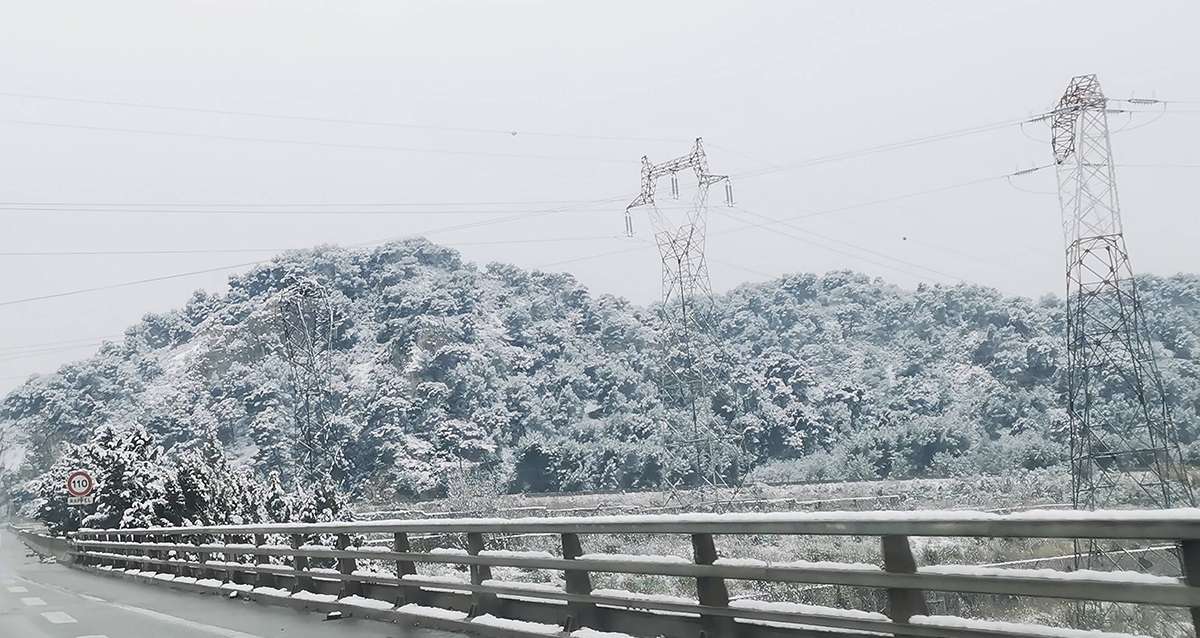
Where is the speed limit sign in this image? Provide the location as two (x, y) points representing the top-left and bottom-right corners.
(66, 469), (95, 505)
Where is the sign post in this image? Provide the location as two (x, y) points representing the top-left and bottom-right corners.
(66, 469), (96, 506)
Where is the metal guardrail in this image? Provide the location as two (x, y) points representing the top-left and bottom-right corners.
(67, 509), (1200, 638)
(353, 493), (906, 520)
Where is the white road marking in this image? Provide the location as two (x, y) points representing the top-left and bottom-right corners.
(78, 635), (111, 638)
(79, 593), (105, 602)
(20, 596), (47, 606)
(7, 585), (29, 593)
(107, 601), (264, 638)
(40, 611), (77, 624)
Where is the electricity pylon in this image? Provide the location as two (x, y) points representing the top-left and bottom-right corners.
(625, 138), (737, 507)
(274, 275), (339, 482)
(1051, 74), (1193, 513)
(1052, 76), (1194, 635)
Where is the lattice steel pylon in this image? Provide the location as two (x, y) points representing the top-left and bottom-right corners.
(1051, 74), (1193, 515)
(625, 138), (736, 507)
(274, 275), (339, 483)
(1052, 78), (1195, 638)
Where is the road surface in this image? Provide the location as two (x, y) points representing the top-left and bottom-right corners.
(0, 529), (461, 638)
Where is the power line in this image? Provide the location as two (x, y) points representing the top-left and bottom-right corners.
(731, 205), (968, 282)
(722, 209), (959, 284)
(0, 248), (289, 257)
(536, 245), (649, 269)
(0, 118), (635, 164)
(768, 165), (1051, 224)
(0, 334), (122, 354)
(544, 166), (1052, 276)
(0, 196), (627, 208)
(731, 113), (1051, 180)
(0, 261), (266, 308)
(0, 235), (624, 257)
(0, 199), (627, 307)
(0, 90), (687, 144)
(0, 205), (621, 217)
(0, 341), (111, 363)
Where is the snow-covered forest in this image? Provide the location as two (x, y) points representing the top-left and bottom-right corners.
(3, 238), (1200, 528)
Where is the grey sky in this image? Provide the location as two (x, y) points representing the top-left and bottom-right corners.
(1, 0), (1198, 393)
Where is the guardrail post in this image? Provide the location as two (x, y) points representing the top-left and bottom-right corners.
(121, 533), (134, 571)
(692, 533), (735, 638)
(466, 532), (497, 616)
(1180, 539), (1200, 635)
(253, 534), (273, 588)
(223, 534), (239, 584)
(561, 532), (596, 631)
(336, 533), (359, 598)
(393, 532), (422, 604)
(881, 535), (928, 627)
(171, 534), (183, 576)
(290, 533), (312, 593)
(196, 535), (211, 580)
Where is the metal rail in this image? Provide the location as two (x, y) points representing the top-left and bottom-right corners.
(66, 509), (1200, 638)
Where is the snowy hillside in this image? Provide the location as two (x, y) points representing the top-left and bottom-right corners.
(3, 238), (1200, 502)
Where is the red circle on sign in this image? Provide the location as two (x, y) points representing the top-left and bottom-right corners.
(66, 469), (95, 497)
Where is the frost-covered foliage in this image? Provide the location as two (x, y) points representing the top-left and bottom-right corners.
(3, 238), (1200, 507)
(22, 424), (347, 534)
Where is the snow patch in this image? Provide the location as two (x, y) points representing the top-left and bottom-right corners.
(716, 557), (880, 571)
(571, 630), (638, 638)
(291, 590), (338, 603)
(337, 595), (395, 610)
(479, 549), (554, 559)
(396, 603), (468, 621)
(578, 553), (689, 564)
(482, 579), (568, 605)
(920, 564), (1180, 585)
(471, 614), (562, 634)
(351, 569), (393, 578)
(910, 615), (1151, 638)
(249, 586), (290, 597)
(730, 598), (888, 621)
(591, 588), (699, 617)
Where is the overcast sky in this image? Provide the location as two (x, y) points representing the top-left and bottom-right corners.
(1, 0), (1198, 393)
